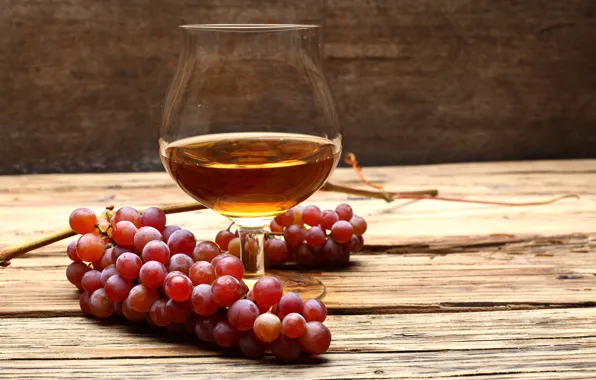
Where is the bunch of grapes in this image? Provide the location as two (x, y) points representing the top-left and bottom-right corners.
(66, 206), (331, 361)
(261, 203), (367, 268)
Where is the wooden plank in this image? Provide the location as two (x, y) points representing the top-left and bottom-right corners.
(0, 309), (595, 378)
(1, 309), (595, 359)
(1, 161), (595, 247)
(1, 233), (594, 316)
(1, 350), (594, 379)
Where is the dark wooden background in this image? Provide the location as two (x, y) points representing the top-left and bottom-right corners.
(1, 0), (595, 174)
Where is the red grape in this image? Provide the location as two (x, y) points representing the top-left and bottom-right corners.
(215, 230), (235, 251)
(215, 256), (244, 281)
(128, 284), (158, 313)
(133, 226), (162, 252)
(139, 261), (167, 289)
(141, 240), (170, 264)
(227, 299), (260, 331)
(67, 240), (82, 263)
(140, 207), (166, 231)
(213, 320), (239, 348)
(271, 333), (301, 362)
(278, 292), (303, 317)
(112, 221), (137, 248)
(91, 260), (103, 272)
(81, 270), (102, 294)
(264, 238), (288, 265)
(66, 262), (91, 291)
(189, 261), (215, 285)
(330, 220), (354, 244)
(210, 253), (233, 269)
(240, 280), (250, 296)
(343, 234), (360, 252)
(269, 219), (283, 233)
(167, 253), (194, 275)
(164, 273), (193, 302)
(320, 210), (339, 230)
(167, 229), (196, 255)
(211, 275), (243, 307)
(274, 209), (294, 227)
(104, 274), (132, 302)
(302, 298), (327, 322)
(298, 322), (331, 355)
(253, 313), (282, 343)
(293, 243), (316, 267)
(302, 205), (322, 227)
(116, 252), (142, 280)
(163, 270), (184, 283)
(161, 225), (181, 242)
(122, 298), (147, 321)
(100, 248), (114, 269)
(69, 208), (98, 235)
(195, 315), (221, 342)
(319, 238), (350, 266)
(111, 246), (131, 262)
(252, 276), (283, 310)
(190, 284), (219, 316)
(305, 226), (326, 248)
(76, 233), (106, 262)
(284, 225), (306, 248)
(100, 264), (118, 285)
(89, 288), (114, 319)
(355, 235), (365, 252)
(349, 215), (367, 236)
(79, 291), (92, 314)
(238, 331), (268, 359)
(282, 313), (307, 338)
(111, 206), (141, 228)
(113, 301), (124, 316)
(165, 299), (192, 323)
(227, 237), (241, 257)
(335, 203), (353, 221)
(149, 298), (170, 327)
(166, 323), (188, 334)
(192, 241), (221, 262)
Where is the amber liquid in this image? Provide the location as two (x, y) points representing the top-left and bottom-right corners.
(160, 133), (340, 219)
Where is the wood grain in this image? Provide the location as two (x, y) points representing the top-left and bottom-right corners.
(0, 309), (595, 378)
(2, 309), (595, 359)
(2, 1), (596, 173)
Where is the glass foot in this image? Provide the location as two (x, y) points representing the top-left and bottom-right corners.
(243, 270), (326, 300)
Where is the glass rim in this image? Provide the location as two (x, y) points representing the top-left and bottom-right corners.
(179, 24), (320, 32)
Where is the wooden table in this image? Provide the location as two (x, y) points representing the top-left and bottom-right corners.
(1, 160), (595, 379)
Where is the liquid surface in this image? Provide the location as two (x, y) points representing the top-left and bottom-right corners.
(161, 133), (340, 219)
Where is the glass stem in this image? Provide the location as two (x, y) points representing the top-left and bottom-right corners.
(237, 225), (266, 279)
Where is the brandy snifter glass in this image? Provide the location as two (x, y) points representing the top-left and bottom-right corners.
(159, 24), (341, 296)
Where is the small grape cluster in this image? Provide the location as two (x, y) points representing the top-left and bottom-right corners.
(263, 203), (367, 267)
(66, 206), (331, 362)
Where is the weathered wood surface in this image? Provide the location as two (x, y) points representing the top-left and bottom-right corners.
(2, 1), (596, 174)
(0, 161), (595, 378)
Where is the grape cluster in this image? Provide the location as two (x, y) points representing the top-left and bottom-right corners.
(66, 206), (331, 362)
(261, 203), (366, 268)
